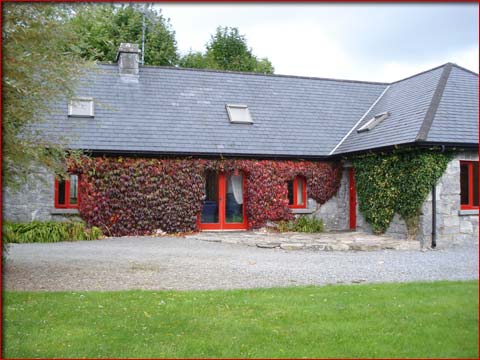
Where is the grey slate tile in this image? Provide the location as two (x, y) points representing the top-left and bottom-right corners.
(38, 63), (478, 158)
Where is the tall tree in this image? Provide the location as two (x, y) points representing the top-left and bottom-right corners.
(179, 26), (274, 74)
(2, 3), (87, 189)
(69, 4), (178, 66)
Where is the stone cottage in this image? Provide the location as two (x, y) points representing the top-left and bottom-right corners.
(4, 43), (478, 248)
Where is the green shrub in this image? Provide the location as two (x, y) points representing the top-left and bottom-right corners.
(278, 216), (324, 233)
(2, 221), (103, 243)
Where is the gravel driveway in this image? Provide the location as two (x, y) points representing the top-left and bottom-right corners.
(4, 236), (478, 291)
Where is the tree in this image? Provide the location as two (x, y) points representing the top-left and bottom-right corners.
(69, 4), (178, 66)
(178, 51), (216, 70)
(2, 3), (87, 189)
(180, 26), (274, 74)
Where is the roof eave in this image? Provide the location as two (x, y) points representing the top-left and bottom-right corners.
(81, 148), (332, 161)
(330, 141), (478, 159)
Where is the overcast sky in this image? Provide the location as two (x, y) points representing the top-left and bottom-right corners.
(157, 3), (478, 82)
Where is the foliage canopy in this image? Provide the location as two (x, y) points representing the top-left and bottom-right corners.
(69, 4), (178, 66)
(179, 26), (274, 74)
(3, 3), (87, 188)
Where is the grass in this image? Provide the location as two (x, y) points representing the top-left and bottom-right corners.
(4, 281), (478, 358)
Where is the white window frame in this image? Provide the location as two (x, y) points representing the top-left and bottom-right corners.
(357, 112), (389, 133)
(68, 97), (94, 117)
(226, 104), (253, 124)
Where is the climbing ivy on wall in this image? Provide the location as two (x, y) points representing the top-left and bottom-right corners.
(352, 149), (452, 237)
(72, 157), (341, 236)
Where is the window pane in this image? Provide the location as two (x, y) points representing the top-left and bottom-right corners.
(201, 172), (219, 223)
(297, 178), (304, 205)
(58, 180), (66, 205)
(226, 173), (244, 223)
(69, 175), (78, 205)
(287, 181), (294, 205)
(227, 105), (252, 123)
(69, 99), (93, 117)
(460, 164), (470, 205)
(473, 163), (479, 206)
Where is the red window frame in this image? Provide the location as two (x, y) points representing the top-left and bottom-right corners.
(54, 174), (80, 209)
(460, 161), (479, 210)
(288, 176), (307, 209)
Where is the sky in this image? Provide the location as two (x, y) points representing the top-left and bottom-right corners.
(156, 3), (478, 82)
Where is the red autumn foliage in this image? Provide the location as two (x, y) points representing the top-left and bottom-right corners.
(72, 157), (341, 236)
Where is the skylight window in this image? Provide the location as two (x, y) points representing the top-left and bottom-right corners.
(357, 112), (390, 133)
(68, 98), (94, 117)
(226, 104), (253, 124)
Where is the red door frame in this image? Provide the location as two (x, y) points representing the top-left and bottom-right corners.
(349, 168), (357, 230)
(198, 172), (248, 230)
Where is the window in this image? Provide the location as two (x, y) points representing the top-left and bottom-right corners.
(226, 104), (253, 124)
(460, 161), (479, 209)
(357, 112), (390, 133)
(68, 98), (94, 117)
(55, 174), (80, 208)
(287, 176), (306, 208)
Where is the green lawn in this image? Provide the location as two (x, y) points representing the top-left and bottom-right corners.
(4, 281), (478, 358)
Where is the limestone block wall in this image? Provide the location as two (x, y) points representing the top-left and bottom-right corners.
(357, 151), (479, 247)
(419, 151), (479, 248)
(311, 167), (350, 231)
(3, 166), (81, 222)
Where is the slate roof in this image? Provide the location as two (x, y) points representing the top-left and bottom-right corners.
(332, 63), (479, 155)
(39, 62), (478, 158)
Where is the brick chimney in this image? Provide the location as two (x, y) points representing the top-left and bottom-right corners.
(116, 43), (139, 76)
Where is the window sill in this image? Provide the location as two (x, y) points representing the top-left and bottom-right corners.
(50, 208), (80, 215)
(459, 209), (479, 216)
(291, 208), (315, 214)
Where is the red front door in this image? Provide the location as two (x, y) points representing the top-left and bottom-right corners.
(349, 168), (357, 230)
(198, 172), (248, 230)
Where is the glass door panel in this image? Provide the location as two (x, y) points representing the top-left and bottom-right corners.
(201, 171), (219, 224)
(225, 173), (244, 223)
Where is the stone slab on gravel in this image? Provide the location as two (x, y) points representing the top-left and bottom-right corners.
(280, 243), (305, 250)
(4, 236), (478, 292)
(188, 231), (420, 251)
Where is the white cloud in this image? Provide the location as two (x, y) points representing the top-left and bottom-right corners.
(158, 3), (478, 82)
(364, 46), (479, 83)
(243, 22), (352, 79)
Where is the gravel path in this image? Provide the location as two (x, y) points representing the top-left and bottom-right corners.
(4, 236), (478, 291)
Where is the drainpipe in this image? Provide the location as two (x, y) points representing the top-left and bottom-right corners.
(431, 145), (445, 249)
(431, 185), (436, 249)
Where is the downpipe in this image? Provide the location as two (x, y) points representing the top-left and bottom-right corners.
(431, 184), (436, 249)
(431, 145), (446, 249)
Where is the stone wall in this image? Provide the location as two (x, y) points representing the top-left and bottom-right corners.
(357, 151), (479, 248)
(3, 166), (81, 222)
(418, 151), (479, 248)
(311, 167), (350, 231)
(4, 153), (478, 247)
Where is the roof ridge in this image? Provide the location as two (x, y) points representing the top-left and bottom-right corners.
(388, 63), (451, 85)
(450, 62), (478, 77)
(415, 63), (453, 142)
(329, 85), (391, 155)
(96, 62), (389, 85)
